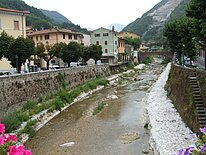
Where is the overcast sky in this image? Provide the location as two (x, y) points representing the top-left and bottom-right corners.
(23, 0), (161, 29)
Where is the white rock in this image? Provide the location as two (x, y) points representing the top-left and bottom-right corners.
(134, 64), (145, 70)
(59, 142), (75, 147)
(107, 94), (119, 100)
(147, 63), (197, 155)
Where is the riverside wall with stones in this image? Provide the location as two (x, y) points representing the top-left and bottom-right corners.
(0, 65), (110, 113)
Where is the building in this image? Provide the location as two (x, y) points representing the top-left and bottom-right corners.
(118, 31), (141, 39)
(0, 8), (30, 70)
(27, 28), (84, 68)
(90, 27), (118, 64)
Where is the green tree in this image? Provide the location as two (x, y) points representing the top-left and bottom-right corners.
(4, 37), (34, 73)
(125, 37), (141, 50)
(0, 31), (14, 60)
(34, 42), (66, 69)
(60, 42), (83, 66)
(164, 18), (197, 65)
(186, 0), (206, 68)
(82, 45), (102, 64)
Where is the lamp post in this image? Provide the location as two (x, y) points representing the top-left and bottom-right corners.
(15, 54), (18, 73)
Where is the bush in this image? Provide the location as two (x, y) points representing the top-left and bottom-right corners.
(2, 112), (22, 133)
(93, 102), (106, 115)
(142, 57), (153, 64)
(22, 101), (37, 111)
(161, 57), (171, 64)
(52, 98), (64, 111)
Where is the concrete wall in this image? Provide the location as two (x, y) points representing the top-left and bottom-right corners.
(0, 65), (110, 113)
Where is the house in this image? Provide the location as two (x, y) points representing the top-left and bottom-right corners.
(118, 31), (141, 39)
(90, 27), (118, 64)
(0, 8), (30, 70)
(27, 28), (84, 68)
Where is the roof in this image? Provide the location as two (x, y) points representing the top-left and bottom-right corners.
(91, 27), (118, 33)
(27, 28), (83, 36)
(0, 7), (30, 15)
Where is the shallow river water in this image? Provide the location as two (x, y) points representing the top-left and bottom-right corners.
(25, 63), (164, 155)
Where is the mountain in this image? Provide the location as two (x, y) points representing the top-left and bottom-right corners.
(0, 0), (52, 29)
(122, 0), (190, 41)
(40, 9), (72, 24)
(0, 0), (89, 34)
(107, 23), (125, 32)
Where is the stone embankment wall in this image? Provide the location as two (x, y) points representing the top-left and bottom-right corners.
(167, 64), (206, 134)
(0, 65), (110, 113)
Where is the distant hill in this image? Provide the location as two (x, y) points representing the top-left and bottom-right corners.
(40, 9), (72, 24)
(107, 23), (125, 32)
(122, 0), (190, 41)
(0, 0), (89, 34)
(0, 0), (52, 29)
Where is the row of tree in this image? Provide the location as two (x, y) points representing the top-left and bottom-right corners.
(164, 0), (206, 67)
(0, 31), (102, 73)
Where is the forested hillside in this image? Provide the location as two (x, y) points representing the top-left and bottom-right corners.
(0, 0), (89, 34)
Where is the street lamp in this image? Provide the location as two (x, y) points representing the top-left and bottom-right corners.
(15, 54), (18, 72)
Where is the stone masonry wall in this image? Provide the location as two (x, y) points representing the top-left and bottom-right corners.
(0, 65), (110, 113)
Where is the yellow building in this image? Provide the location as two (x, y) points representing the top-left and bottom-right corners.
(27, 28), (84, 67)
(118, 31), (140, 39)
(0, 8), (30, 70)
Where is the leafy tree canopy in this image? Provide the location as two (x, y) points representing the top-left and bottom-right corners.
(5, 37), (34, 72)
(60, 42), (84, 66)
(0, 31), (14, 59)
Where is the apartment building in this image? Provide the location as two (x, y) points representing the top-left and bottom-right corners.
(118, 31), (141, 39)
(27, 28), (84, 67)
(90, 27), (118, 64)
(0, 8), (30, 70)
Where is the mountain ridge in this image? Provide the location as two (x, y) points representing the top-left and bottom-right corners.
(40, 9), (72, 24)
(122, 0), (190, 41)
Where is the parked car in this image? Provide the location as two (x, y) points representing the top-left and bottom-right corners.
(184, 59), (197, 68)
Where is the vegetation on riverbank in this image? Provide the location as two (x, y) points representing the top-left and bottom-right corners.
(2, 78), (109, 138)
(93, 102), (106, 115)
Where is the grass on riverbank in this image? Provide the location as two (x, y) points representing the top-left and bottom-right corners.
(2, 78), (109, 136)
(93, 102), (106, 115)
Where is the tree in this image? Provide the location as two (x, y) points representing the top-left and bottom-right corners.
(0, 31), (14, 60)
(186, 0), (206, 68)
(88, 44), (102, 63)
(4, 37), (34, 73)
(125, 37), (141, 50)
(164, 18), (197, 65)
(34, 42), (66, 69)
(60, 42), (83, 66)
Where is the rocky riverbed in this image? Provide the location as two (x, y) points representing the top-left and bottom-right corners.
(25, 62), (165, 155)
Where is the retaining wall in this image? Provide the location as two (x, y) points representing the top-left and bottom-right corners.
(0, 65), (110, 113)
(167, 64), (206, 134)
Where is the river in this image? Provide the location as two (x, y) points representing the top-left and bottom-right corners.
(25, 62), (165, 155)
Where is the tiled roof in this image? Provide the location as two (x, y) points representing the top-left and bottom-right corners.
(27, 28), (83, 36)
(0, 7), (30, 14)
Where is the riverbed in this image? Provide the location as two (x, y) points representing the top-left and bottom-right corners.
(25, 62), (165, 155)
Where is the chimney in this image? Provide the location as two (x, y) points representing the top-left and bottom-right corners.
(112, 26), (115, 31)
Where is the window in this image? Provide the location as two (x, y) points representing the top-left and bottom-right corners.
(63, 34), (66, 39)
(45, 35), (49, 40)
(103, 33), (109, 36)
(0, 19), (1, 29)
(14, 21), (19, 30)
(95, 33), (100, 37)
(74, 35), (77, 40)
(40, 36), (42, 40)
(36, 36), (38, 41)
(105, 41), (108, 45)
(96, 41), (99, 45)
(115, 41), (117, 45)
(68, 34), (72, 39)
(105, 49), (108, 53)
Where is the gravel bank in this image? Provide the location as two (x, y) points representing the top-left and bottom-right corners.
(147, 63), (197, 155)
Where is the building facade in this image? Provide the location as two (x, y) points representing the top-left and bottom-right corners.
(27, 28), (84, 68)
(118, 31), (140, 39)
(0, 8), (30, 70)
(90, 27), (118, 64)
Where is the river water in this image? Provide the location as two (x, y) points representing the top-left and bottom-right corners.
(25, 63), (164, 155)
